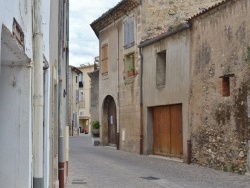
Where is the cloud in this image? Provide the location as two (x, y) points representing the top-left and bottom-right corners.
(69, 0), (120, 67)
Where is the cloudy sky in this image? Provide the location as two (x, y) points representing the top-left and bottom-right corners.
(69, 0), (120, 67)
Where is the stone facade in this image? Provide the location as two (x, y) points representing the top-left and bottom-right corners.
(91, 0), (226, 154)
(189, 0), (250, 174)
(77, 65), (94, 133)
(140, 27), (190, 161)
(141, 0), (223, 39)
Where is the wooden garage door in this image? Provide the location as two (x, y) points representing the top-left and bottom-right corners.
(153, 104), (183, 158)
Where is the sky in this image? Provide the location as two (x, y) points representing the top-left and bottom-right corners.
(69, 0), (120, 67)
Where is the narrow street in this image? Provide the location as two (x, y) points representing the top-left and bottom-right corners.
(66, 136), (250, 188)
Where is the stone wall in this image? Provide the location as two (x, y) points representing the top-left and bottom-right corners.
(189, 0), (250, 174)
(89, 70), (99, 122)
(141, 0), (223, 39)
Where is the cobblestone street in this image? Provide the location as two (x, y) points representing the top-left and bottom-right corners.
(66, 136), (250, 188)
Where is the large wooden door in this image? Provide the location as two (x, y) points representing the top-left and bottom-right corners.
(153, 104), (183, 158)
(108, 98), (117, 145)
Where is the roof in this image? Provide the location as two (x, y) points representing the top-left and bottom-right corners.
(70, 66), (82, 75)
(90, 0), (139, 38)
(187, 0), (230, 21)
(138, 23), (190, 48)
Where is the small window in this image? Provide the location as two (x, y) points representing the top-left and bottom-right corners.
(125, 53), (135, 77)
(124, 15), (135, 49)
(221, 77), (230, 96)
(76, 76), (78, 83)
(156, 50), (166, 87)
(101, 44), (108, 74)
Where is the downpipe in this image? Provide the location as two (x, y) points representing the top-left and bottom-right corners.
(33, 0), (44, 187)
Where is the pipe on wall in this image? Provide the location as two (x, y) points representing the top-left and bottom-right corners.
(139, 47), (143, 155)
(33, 0), (44, 187)
(65, 0), (70, 178)
(58, 0), (65, 187)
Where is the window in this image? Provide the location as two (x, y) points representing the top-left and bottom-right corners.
(124, 15), (134, 49)
(221, 77), (230, 97)
(219, 74), (234, 97)
(156, 50), (166, 87)
(101, 44), (108, 74)
(76, 76), (78, 83)
(125, 53), (135, 77)
(12, 18), (24, 49)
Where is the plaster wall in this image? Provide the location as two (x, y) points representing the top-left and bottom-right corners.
(189, 0), (250, 174)
(89, 70), (99, 123)
(0, 0), (33, 63)
(0, 50), (32, 188)
(99, 22), (120, 145)
(69, 67), (80, 135)
(78, 65), (94, 132)
(142, 29), (190, 160)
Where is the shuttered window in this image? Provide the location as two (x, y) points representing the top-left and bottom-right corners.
(101, 44), (108, 74)
(124, 15), (135, 49)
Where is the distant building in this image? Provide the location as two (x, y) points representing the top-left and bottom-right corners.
(77, 64), (94, 133)
(88, 57), (100, 134)
(68, 66), (82, 136)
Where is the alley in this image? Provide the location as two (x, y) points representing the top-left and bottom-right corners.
(66, 136), (250, 188)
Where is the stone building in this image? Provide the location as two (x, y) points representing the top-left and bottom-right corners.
(77, 64), (94, 133)
(139, 24), (190, 161)
(188, 0), (250, 174)
(68, 66), (82, 136)
(88, 60), (100, 129)
(91, 0), (223, 154)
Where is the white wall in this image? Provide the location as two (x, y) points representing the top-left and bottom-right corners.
(0, 1), (33, 186)
(0, 25), (32, 187)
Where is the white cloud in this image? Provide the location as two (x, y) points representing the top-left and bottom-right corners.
(69, 0), (120, 67)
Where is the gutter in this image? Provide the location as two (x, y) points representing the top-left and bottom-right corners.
(139, 47), (143, 155)
(65, 0), (70, 178)
(33, 0), (44, 187)
(58, 0), (65, 187)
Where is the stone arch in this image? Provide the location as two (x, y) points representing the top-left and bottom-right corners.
(101, 95), (117, 147)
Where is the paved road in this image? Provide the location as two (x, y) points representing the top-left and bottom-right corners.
(66, 135), (250, 188)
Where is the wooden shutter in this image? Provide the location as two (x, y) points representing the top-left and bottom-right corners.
(101, 44), (108, 74)
(129, 16), (134, 46)
(124, 18), (129, 48)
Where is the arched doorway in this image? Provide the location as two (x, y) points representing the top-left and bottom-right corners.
(103, 95), (117, 147)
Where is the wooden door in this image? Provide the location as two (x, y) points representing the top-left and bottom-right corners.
(108, 99), (117, 145)
(153, 104), (183, 158)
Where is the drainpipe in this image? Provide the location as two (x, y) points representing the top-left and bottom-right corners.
(58, 0), (65, 187)
(109, 14), (120, 150)
(139, 47), (143, 155)
(65, 0), (70, 177)
(33, 0), (44, 187)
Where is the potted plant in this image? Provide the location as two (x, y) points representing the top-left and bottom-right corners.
(91, 120), (100, 137)
(127, 54), (135, 76)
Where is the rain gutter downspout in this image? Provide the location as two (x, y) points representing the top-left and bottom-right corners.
(58, 0), (65, 187)
(139, 47), (143, 155)
(109, 14), (120, 150)
(33, 0), (44, 187)
(65, 0), (70, 178)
